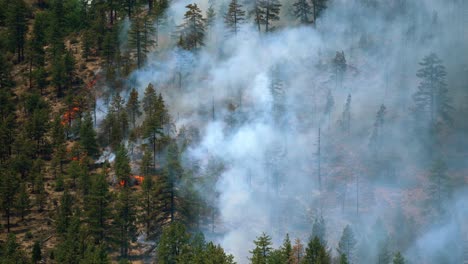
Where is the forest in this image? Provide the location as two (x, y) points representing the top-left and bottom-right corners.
(0, 0), (467, 263)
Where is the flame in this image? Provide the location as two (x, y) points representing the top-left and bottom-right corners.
(133, 175), (144, 185)
(61, 106), (81, 126)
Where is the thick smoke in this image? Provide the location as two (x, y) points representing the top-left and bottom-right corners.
(124, 0), (468, 262)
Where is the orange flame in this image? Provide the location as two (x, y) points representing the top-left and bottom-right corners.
(133, 175), (144, 185)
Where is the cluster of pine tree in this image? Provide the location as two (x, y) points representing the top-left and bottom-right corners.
(0, 0), (464, 263)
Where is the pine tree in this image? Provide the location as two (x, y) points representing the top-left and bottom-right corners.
(292, 238), (305, 263)
(178, 4), (206, 50)
(413, 53), (452, 125)
(126, 88), (142, 128)
(6, 0), (29, 63)
(16, 183), (30, 221)
(259, 0), (281, 32)
(293, 0), (312, 24)
(337, 225), (356, 262)
(206, 4), (217, 30)
(129, 15), (156, 68)
(312, 216), (327, 247)
(156, 222), (191, 264)
(250, 233), (273, 264)
(323, 89), (334, 128)
(80, 112), (99, 157)
(225, 0), (246, 35)
(113, 188), (137, 259)
(333, 51), (346, 89)
(115, 145), (131, 187)
(339, 253), (349, 264)
(281, 234), (293, 264)
(139, 174), (155, 238)
(427, 159), (451, 215)
(0, 168), (19, 232)
(56, 188), (73, 235)
(311, 0), (327, 24)
(339, 95), (352, 134)
(392, 252), (405, 264)
(303, 236), (330, 264)
(86, 173), (111, 244)
(143, 92), (169, 167)
(31, 241), (42, 264)
(369, 104), (386, 154)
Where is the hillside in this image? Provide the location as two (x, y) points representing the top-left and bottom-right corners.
(0, 0), (467, 264)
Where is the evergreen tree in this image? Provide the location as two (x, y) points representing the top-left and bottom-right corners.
(292, 238), (305, 263)
(178, 4), (206, 50)
(413, 53), (452, 125)
(337, 225), (356, 262)
(129, 15), (156, 68)
(339, 95), (352, 134)
(392, 252), (405, 264)
(303, 236), (330, 264)
(339, 253), (349, 264)
(113, 188), (137, 259)
(206, 4), (217, 30)
(16, 183), (30, 221)
(6, 0), (29, 62)
(369, 104), (386, 154)
(293, 0), (312, 24)
(0, 168), (19, 232)
(1, 234), (29, 263)
(139, 174), (156, 238)
(115, 145), (131, 187)
(312, 216), (327, 247)
(80, 112), (99, 157)
(281, 234), (293, 264)
(156, 222), (190, 264)
(225, 0), (246, 35)
(126, 88), (142, 128)
(332, 51), (346, 89)
(0, 53), (14, 89)
(249, 233), (273, 264)
(56, 188), (73, 235)
(143, 92), (169, 167)
(311, 0), (327, 24)
(31, 241), (42, 264)
(259, 0), (281, 32)
(86, 173), (111, 244)
(427, 159), (451, 215)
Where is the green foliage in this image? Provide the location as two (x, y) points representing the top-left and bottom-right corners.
(392, 252), (405, 264)
(303, 236), (330, 264)
(0, 234), (29, 264)
(312, 216), (327, 247)
(6, 0), (29, 62)
(126, 88), (142, 128)
(115, 145), (131, 187)
(0, 168), (19, 232)
(56, 188), (73, 235)
(86, 173), (111, 244)
(249, 232), (273, 264)
(16, 183), (30, 221)
(293, 0), (312, 24)
(156, 222), (234, 264)
(337, 225), (356, 262)
(112, 188), (137, 259)
(80, 112), (99, 157)
(225, 0), (246, 35)
(178, 4), (206, 50)
(413, 53), (453, 125)
(31, 241), (42, 264)
(427, 159), (451, 216)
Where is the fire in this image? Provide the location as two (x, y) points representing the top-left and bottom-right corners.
(133, 175), (144, 185)
(61, 106), (81, 126)
(119, 180), (126, 187)
(117, 175), (145, 187)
